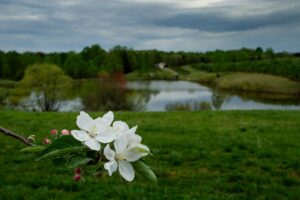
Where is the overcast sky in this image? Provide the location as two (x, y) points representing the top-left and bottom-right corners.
(1, 0), (300, 52)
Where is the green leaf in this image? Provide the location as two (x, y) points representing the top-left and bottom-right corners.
(66, 155), (93, 168)
(133, 161), (157, 184)
(36, 146), (84, 161)
(52, 157), (67, 168)
(35, 135), (82, 160)
(20, 146), (45, 153)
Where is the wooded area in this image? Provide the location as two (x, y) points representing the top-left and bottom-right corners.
(1, 44), (300, 80)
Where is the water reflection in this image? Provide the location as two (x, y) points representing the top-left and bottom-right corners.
(211, 90), (228, 110)
(126, 80), (300, 111)
(72, 74), (141, 111)
(7, 80), (300, 112)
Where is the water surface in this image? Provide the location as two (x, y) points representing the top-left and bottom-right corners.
(15, 80), (300, 111)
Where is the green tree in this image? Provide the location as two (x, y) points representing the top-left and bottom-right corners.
(81, 44), (107, 71)
(15, 64), (72, 111)
(43, 53), (62, 66)
(255, 47), (263, 60)
(105, 52), (123, 72)
(63, 52), (90, 78)
(264, 48), (275, 59)
(1, 64), (12, 79)
(3, 51), (24, 80)
(110, 46), (137, 73)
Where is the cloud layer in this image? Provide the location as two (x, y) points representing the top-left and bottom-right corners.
(0, 0), (300, 52)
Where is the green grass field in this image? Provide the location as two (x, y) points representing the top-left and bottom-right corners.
(215, 73), (300, 95)
(1, 110), (300, 199)
(177, 66), (300, 96)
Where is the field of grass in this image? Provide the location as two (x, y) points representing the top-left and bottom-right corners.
(215, 73), (300, 95)
(1, 110), (300, 199)
(175, 66), (217, 83)
(175, 66), (300, 96)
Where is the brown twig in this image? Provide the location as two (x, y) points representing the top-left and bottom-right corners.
(0, 127), (34, 146)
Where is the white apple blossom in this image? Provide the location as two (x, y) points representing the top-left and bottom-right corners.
(104, 134), (150, 181)
(107, 121), (142, 146)
(71, 111), (115, 151)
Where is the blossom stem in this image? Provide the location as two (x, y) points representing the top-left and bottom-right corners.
(0, 127), (34, 146)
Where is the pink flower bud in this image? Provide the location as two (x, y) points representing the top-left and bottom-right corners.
(43, 138), (51, 145)
(75, 168), (81, 174)
(61, 129), (70, 135)
(50, 129), (58, 135)
(73, 173), (81, 181)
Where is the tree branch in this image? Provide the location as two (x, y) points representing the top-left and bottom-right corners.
(0, 127), (34, 146)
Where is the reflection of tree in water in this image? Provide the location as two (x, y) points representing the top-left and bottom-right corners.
(211, 89), (228, 110)
(231, 91), (300, 106)
(211, 88), (300, 108)
(127, 89), (154, 111)
(127, 81), (159, 111)
(79, 73), (135, 111)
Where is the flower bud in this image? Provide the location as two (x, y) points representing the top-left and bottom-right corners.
(50, 129), (58, 135)
(73, 173), (81, 181)
(43, 138), (51, 145)
(75, 167), (82, 174)
(61, 129), (70, 135)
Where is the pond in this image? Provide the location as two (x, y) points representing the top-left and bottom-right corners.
(14, 80), (300, 111)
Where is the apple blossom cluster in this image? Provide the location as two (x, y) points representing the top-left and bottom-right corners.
(71, 111), (150, 182)
(20, 111), (156, 184)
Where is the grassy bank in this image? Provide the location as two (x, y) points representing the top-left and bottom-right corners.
(215, 72), (300, 95)
(1, 110), (300, 199)
(177, 66), (300, 96)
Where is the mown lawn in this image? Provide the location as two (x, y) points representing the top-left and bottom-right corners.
(0, 110), (300, 199)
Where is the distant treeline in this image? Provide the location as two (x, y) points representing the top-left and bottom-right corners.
(0, 44), (299, 80)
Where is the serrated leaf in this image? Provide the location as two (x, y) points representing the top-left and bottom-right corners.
(20, 146), (45, 153)
(36, 146), (84, 161)
(36, 135), (82, 160)
(133, 161), (157, 184)
(67, 155), (93, 168)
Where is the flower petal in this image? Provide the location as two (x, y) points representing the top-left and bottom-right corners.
(127, 133), (142, 146)
(126, 126), (142, 144)
(84, 138), (100, 151)
(127, 125), (138, 135)
(114, 134), (128, 154)
(118, 160), (135, 182)
(93, 118), (109, 133)
(113, 121), (129, 132)
(71, 130), (89, 142)
(104, 144), (115, 161)
(95, 130), (116, 143)
(124, 143), (150, 162)
(102, 111), (114, 126)
(76, 111), (93, 131)
(104, 160), (118, 176)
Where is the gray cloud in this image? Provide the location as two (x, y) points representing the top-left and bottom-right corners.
(0, 0), (300, 52)
(156, 6), (300, 32)
(157, 8), (300, 32)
